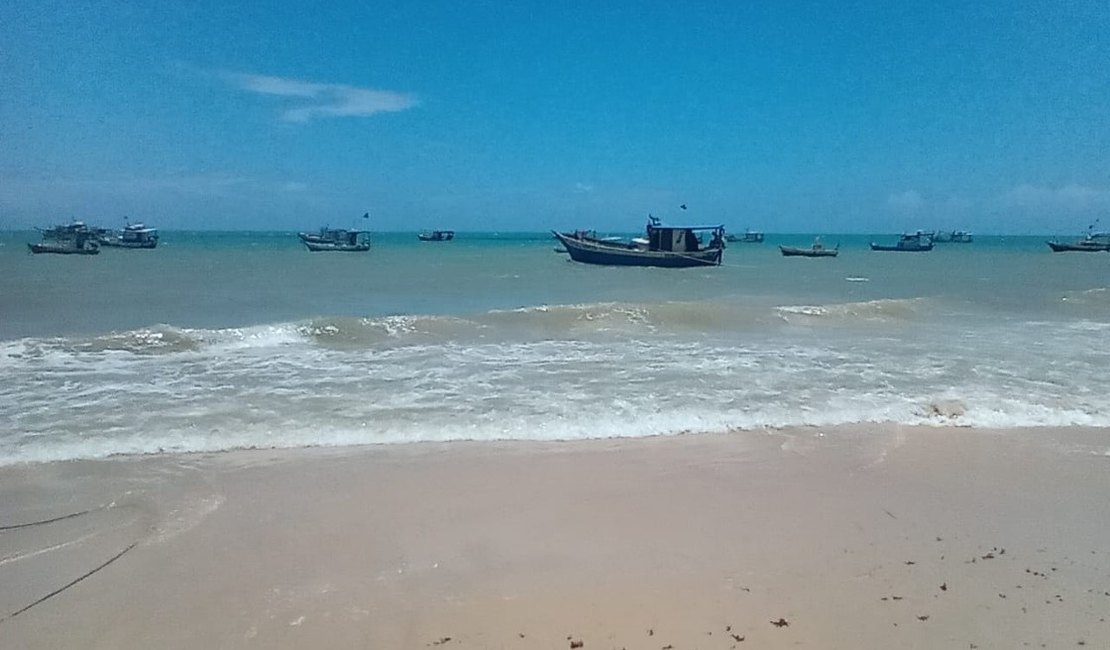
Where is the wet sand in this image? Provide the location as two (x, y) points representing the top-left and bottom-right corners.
(2, 425), (1109, 649)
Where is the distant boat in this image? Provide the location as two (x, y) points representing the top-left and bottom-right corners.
(870, 231), (934, 252)
(98, 222), (159, 249)
(418, 229), (455, 242)
(780, 238), (838, 258)
(933, 230), (973, 244)
(28, 221), (100, 255)
(1046, 232), (1110, 252)
(553, 217), (725, 268)
(28, 240), (100, 255)
(726, 229), (764, 243)
(298, 227), (370, 252)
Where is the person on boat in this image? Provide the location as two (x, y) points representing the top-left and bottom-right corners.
(709, 230), (724, 250)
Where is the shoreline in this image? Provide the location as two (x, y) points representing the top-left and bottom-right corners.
(2, 425), (1108, 648)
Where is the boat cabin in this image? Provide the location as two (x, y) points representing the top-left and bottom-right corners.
(646, 222), (725, 252)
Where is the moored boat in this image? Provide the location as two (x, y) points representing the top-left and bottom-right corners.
(933, 230), (973, 244)
(553, 217), (725, 268)
(1046, 236), (1110, 252)
(28, 240), (100, 255)
(780, 238), (838, 257)
(28, 222), (100, 255)
(1046, 227), (1110, 252)
(870, 231), (934, 252)
(726, 229), (764, 243)
(418, 229), (455, 241)
(98, 222), (159, 248)
(298, 228), (370, 252)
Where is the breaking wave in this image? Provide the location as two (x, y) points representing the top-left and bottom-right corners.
(2, 299), (1108, 465)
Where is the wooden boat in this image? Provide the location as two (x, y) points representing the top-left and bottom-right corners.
(726, 229), (764, 243)
(98, 222), (159, 248)
(28, 241), (100, 255)
(1046, 232), (1110, 252)
(553, 218), (725, 268)
(298, 227), (370, 252)
(870, 231), (934, 252)
(418, 229), (455, 241)
(28, 221), (101, 254)
(780, 239), (838, 257)
(933, 230), (973, 244)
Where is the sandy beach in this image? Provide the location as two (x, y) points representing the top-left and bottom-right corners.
(2, 425), (1108, 649)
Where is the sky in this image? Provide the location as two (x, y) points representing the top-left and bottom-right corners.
(1, 1), (1108, 233)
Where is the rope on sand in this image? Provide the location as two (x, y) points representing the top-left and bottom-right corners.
(0, 542), (138, 624)
(0, 508), (96, 532)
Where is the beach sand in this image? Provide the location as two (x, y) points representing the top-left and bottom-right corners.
(2, 425), (1109, 649)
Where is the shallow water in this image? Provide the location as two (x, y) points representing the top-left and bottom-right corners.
(2, 231), (1108, 464)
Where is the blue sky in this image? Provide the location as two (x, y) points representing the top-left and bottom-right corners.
(1, 1), (1108, 233)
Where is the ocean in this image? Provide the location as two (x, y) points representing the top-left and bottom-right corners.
(1, 230), (1108, 465)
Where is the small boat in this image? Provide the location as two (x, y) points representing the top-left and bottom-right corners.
(28, 222), (100, 255)
(870, 231), (934, 252)
(1046, 225), (1110, 252)
(38, 221), (93, 240)
(726, 229), (764, 243)
(933, 230), (973, 244)
(298, 227), (370, 252)
(418, 229), (455, 242)
(553, 217), (725, 268)
(780, 238), (838, 257)
(1046, 236), (1110, 252)
(28, 240), (100, 255)
(98, 222), (159, 248)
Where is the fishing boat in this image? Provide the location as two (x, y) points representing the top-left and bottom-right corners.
(28, 222), (100, 255)
(1046, 233), (1110, 252)
(553, 217), (725, 268)
(298, 227), (370, 252)
(933, 230), (973, 244)
(726, 229), (764, 243)
(870, 231), (934, 252)
(98, 222), (159, 248)
(1047, 221), (1110, 252)
(418, 229), (455, 241)
(780, 238), (839, 257)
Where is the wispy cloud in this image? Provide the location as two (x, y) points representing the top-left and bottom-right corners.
(223, 71), (418, 123)
(886, 190), (924, 211)
(1000, 183), (1110, 210)
(573, 182), (594, 193)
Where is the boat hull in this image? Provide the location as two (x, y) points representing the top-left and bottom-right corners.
(869, 243), (933, 252)
(28, 243), (100, 255)
(553, 232), (722, 268)
(99, 239), (158, 249)
(780, 246), (837, 257)
(1047, 240), (1110, 252)
(304, 241), (370, 252)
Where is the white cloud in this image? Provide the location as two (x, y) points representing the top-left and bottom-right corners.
(886, 190), (924, 211)
(573, 182), (594, 193)
(1000, 183), (1110, 210)
(224, 71), (418, 123)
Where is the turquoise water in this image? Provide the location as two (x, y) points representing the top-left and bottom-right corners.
(1, 230), (1108, 464)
